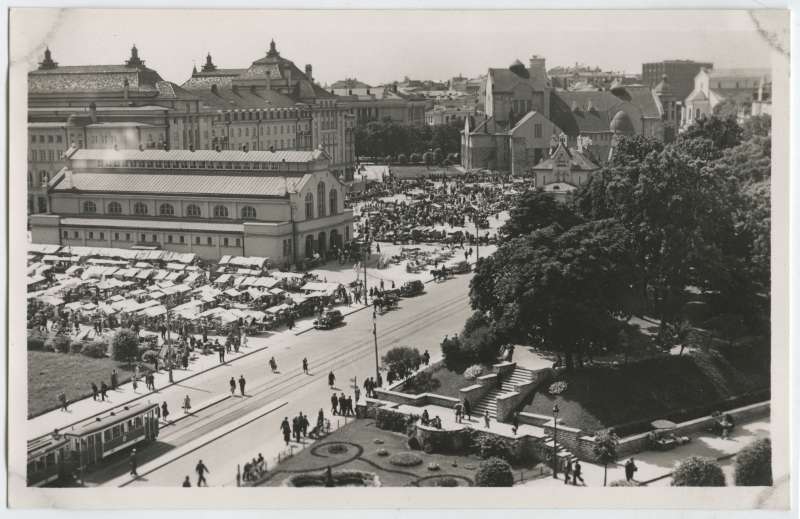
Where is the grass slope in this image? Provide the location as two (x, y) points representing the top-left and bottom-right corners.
(28, 351), (138, 418)
(400, 363), (493, 399)
(522, 343), (770, 436)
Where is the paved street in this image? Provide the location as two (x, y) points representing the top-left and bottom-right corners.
(74, 272), (474, 487)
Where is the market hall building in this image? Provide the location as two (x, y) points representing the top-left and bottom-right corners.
(30, 147), (353, 264)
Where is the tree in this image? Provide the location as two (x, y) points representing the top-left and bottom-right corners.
(678, 114), (742, 152)
(593, 429), (618, 486)
(433, 148), (443, 165)
(410, 153), (421, 164)
(470, 221), (635, 371)
(615, 324), (654, 365)
(671, 456), (726, 487)
(734, 437), (772, 486)
(671, 316), (692, 356)
(499, 188), (583, 244)
(475, 457), (514, 487)
(397, 154), (407, 165)
(705, 313), (746, 348)
(381, 346), (421, 379)
(712, 92), (752, 119)
(742, 113), (771, 140)
(53, 333), (71, 354)
(111, 329), (140, 365)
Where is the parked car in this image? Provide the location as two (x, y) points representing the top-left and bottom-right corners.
(400, 280), (425, 297)
(314, 310), (344, 329)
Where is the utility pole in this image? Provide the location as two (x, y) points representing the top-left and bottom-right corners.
(362, 242), (368, 305)
(475, 212), (480, 262)
(165, 296), (174, 383)
(372, 312), (379, 382)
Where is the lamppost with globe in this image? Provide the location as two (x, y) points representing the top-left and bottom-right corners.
(552, 404), (559, 478)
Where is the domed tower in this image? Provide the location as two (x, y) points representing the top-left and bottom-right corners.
(609, 110), (635, 135)
(125, 44), (145, 68)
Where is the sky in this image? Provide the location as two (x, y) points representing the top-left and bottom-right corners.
(11, 9), (782, 88)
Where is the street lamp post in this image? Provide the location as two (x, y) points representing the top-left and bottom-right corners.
(552, 404), (559, 478)
(165, 295), (174, 383)
(372, 312), (380, 382)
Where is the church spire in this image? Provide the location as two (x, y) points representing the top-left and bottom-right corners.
(38, 46), (58, 70)
(201, 52), (217, 72)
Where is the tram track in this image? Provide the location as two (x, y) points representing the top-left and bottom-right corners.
(83, 295), (471, 485)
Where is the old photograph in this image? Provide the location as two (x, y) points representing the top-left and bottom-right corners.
(7, 8), (792, 510)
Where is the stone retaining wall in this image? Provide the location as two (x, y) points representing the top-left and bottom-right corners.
(496, 381), (536, 422)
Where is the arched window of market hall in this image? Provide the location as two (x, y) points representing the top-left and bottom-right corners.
(134, 202), (148, 215)
(214, 205), (229, 218)
(317, 182), (326, 217)
(305, 193), (314, 218)
(186, 204), (201, 217)
(160, 203), (175, 216)
(83, 201), (96, 213)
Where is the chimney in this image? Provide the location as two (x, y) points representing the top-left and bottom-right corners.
(305, 64), (313, 82)
(269, 145), (275, 152)
(113, 143), (118, 151)
(62, 169), (73, 189)
(284, 64), (292, 83)
(138, 143), (144, 151)
(90, 102), (97, 123)
(266, 70), (271, 91)
(123, 78), (130, 100)
(215, 144), (221, 152)
(232, 84), (239, 95)
(211, 84), (218, 94)
(529, 55), (546, 72)
(243, 144), (248, 153)
(189, 143), (195, 152)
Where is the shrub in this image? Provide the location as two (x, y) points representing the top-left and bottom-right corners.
(410, 153), (421, 163)
(671, 456), (726, 487)
(475, 457), (514, 487)
(43, 342), (55, 353)
(375, 409), (414, 433)
(70, 341), (84, 354)
(407, 436), (422, 450)
(427, 463), (440, 471)
(398, 154), (407, 165)
(141, 350), (158, 365)
(28, 338), (45, 351)
(53, 334), (71, 354)
(377, 448), (389, 457)
(610, 479), (641, 487)
(388, 452), (423, 467)
(381, 346), (420, 380)
(436, 477), (459, 487)
(327, 444), (348, 454)
(446, 153), (457, 163)
(111, 329), (140, 364)
(82, 340), (108, 359)
(472, 432), (513, 461)
(443, 159), (452, 167)
(734, 437), (772, 486)
(423, 443), (434, 454)
(463, 364), (483, 380)
(402, 371), (440, 394)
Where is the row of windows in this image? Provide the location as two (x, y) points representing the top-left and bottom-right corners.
(93, 159), (285, 171)
(304, 183), (338, 219)
(29, 149), (64, 162)
(30, 134), (63, 144)
(63, 229), (242, 247)
(83, 201), (257, 219)
(28, 171), (51, 186)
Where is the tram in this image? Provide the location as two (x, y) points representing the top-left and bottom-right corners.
(27, 402), (160, 486)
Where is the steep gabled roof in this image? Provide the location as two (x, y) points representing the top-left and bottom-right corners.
(29, 65), (165, 94)
(488, 65), (549, 94)
(155, 81), (200, 100)
(188, 85), (301, 111)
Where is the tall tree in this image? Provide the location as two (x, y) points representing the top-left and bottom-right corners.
(499, 188), (584, 244)
(593, 430), (619, 487)
(470, 221), (635, 371)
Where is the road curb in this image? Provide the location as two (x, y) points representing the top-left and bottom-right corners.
(158, 394), (231, 429)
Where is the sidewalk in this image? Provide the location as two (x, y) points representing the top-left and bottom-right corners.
(522, 415), (771, 487)
(28, 301), (370, 440)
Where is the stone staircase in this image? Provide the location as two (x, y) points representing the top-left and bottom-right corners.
(540, 432), (580, 466)
(471, 366), (533, 419)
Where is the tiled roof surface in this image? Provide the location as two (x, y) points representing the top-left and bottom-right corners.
(292, 79), (335, 99)
(70, 148), (318, 162)
(622, 90), (662, 118)
(189, 86), (300, 110)
(705, 68), (771, 79)
(52, 171), (311, 197)
(28, 66), (165, 93)
(155, 81), (199, 100)
(60, 217), (245, 233)
(533, 145), (600, 170)
(488, 66), (549, 93)
(181, 75), (236, 89)
(550, 93), (613, 133)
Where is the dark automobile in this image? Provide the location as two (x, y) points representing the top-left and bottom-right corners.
(400, 280), (425, 297)
(314, 310), (344, 329)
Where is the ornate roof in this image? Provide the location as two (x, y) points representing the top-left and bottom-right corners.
(609, 110), (635, 134)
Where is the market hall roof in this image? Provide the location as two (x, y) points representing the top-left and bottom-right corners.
(29, 65), (167, 93)
(187, 85), (302, 111)
(68, 148), (325, 163)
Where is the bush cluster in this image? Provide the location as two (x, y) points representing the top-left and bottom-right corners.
(82, 340), (108, 359)
(435, 477), (459, 487)
(375, 409), (416, 433)
(475, 457), (514, 487)
(463, 364), (484, 381)
(388, 452), (423, 467)
(471, 431), (516, 462)
(441, 312), (500, 369)
(141, 350), (159, 364)
(70, 341), (84, 354)
(53, 334), (71, 354)
(734, 437), (772, 486)
(610, 479), (641, 487)
(670, 456), (726, 487)
(27, 338), (45, 351)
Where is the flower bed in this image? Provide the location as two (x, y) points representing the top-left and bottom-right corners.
(549, 381), (568, 395)
(389, 452), (423, 467)
(463, 364), (484, 381)
(281, 469), (381, 487)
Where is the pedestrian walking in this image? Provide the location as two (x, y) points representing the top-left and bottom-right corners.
(346, 396), (354, 416)
(154, 356), (159, 372)
(339, 393), (346, 416)
(301, 413), (309, 437)
(130, 449), (138, 476)
(625, 458), (637, 482)
(161, 401), (169, 422)
(377, 373), (383, 388)
(331, 393), (339, 415)
(239, 375), (246, 396)
(464, 398), (471, 420)
(354, 386), (361, 404)
(422, 350), (430, 366)
(218, 346), (225, 364)
(292, 417), (300, 442)
(196, 460), (210, 486)
(496, 371), (503, 389)
(302, 358), (308, 374)
(269, 357), (277, 373)
(454, 402), (463, 423)
(328, 371), (336, 389)
(280, 417), (291, 446)
(564, 459), (572, 485)
(132, 373), (139, 392)
(111, 370), (118, 390)
(181, 353), (189, 370)
(230, 377), (236, 397)
(58, 391), (68, 411)
(91, 382), (98, 401)
(573, 461), (584, 485)
(483, 410), (490, 429)
(100, 381), (109, 401)
(183, 395), (191, 414)
(182, 476), (191, 487)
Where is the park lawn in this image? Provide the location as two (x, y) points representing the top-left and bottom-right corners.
(399, 363), (494, 399)
(256, 417), (538, 487)
(28, 351), (139, 418)
(522, 342), (771, 437)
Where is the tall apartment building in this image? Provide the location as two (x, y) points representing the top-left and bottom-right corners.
(642, 60), (713, 103)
